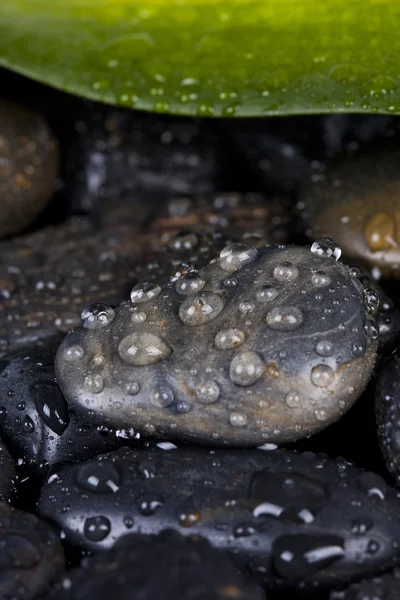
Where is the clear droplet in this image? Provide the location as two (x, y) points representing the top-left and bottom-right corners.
(230, 352), (264, 386)
(315, 340), (334, 357)
(175, 272), (205, 295)
(273, 262), (299, 282)
(84, 516), (111, 542)
(130, 282), (161, 304)
(364, 322), (379, 339)
(229, 412), (247, 427)
(77, 462), (120, 493)
(239, 301), (255, 314)
(256, 285), (279, 302)
(352, 342), (366, 357)
(311, 364), (334, 388)
(310, 238), (341, 260)
(179, 292), (225, 326)
(286, 392), (302, 408)
(125, 382), (140, 395)
(151, 387), (174, 408)
(219, 242), (258, 273)
(131, 311), (147, 323)
(311, 271), (331, 288)
(84, 374), (104, 394)
(215, 328), (245, 349)
(118, 333), (172, 366)
(314, 409), (328, 421)
(196, 380), (220, 403)
(81, 303), (115, 329)
(364, 288), (380, 316)
(22, 415), (35, 433)
(64, 345), (85, 362)
(266, 307), (304, 331)
(176, 400), (191, 413)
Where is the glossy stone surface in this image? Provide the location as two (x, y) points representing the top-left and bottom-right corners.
(330, 568), (400, 600)
(56, 243), (377, 445)
(375, 355), (400, 486)
(48, 530), (265, 600)
(0, 192), (286, 357)
(38, 447), (400, 591)
(0, 501), (64, 600)
(0, 348), (127, 472)
(0, 98), (58, 238)
(300, 144), (400, 278)
(0, 434), (15, 503)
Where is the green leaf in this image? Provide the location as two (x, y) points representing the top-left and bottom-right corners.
(1, 0), (400, 117)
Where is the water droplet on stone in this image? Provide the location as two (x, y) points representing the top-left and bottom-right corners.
(311, 271), (331, 287)
(311, 364), (334, 388)
(151, 387), (175, 408)
(84, 516), (111, 542)
(310, 238), (341, 260)
(315, 340), (334, 357)
(176, 400), (191, 413)
(364, 288), (380, 316)
(219, 242), (258, 273)
(81, 303), (115, 329)
(266, 307), (304, 331)
(314, 409), (328, 421)
(239, 301), (255, 314)
(286, 392), (302, 408)
(175, 272), (205, 295)
(131, 311), (147, 323)
(223, 276), (238, 288)
(215, 328), (245, 349)
(130, 282), (161, 304)
(364, 322), (379, 339)
(179, 292), (225, 326)
(22, 415), (35, 433)
(124, 382), (140, 395)
(77, 462), (120, 493)
(178, 510), (200, 527)
(118, 332), (172, 365)
(273, 262), (299, 282)
(256, 285), (279, 301)
(230, 352), (264, 386)
(33, 382), (69, 435)
(196, 380), (220, 403)
(272, 534), (345, 579)
(352, 342), (366, 357)
(64, 345), (85, 362)
(84, 374), (104, 394)
(229, 412), (247, 427)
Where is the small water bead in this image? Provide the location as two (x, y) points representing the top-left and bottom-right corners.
(310, 238), (342, 260)
(315, 340), (334, 357)
(124, 382), (140, 395)
(222, 276), (238, 288)
(256, 285), (279, 302)
(84, 516), (111, 542)
(130, 282), (161, 304)
(169, 232), (198, 252)
(311, 271), (331, 288)
(81, 303), (115, 329)
(22, 415), (35, 433)
(175, 272), (205, 295)
(77, 462), (120, 493)
(176, 400), (191, 413)
(266, 307), (304, 331)
(84, 374), (104, 394)
(314, 409), (328, 421)
(118, 333), (172, 366)
(348, 267), (361, 279)
(179, 292), (225, 326)
(286, 392), (302, 408)
(364, 288), (381, 316)
(239, 301), (255, 314)
(64, 345), (85, 362)
(151, 387), (175, 408)
(230, 352), (264, 386)
(219, 242), (258, 273)
(229, 412), (247, 427)
(364, 322), (379, 339)
(131, 311), (147, 323)
(195, 380), (220, 403)
(273, 262), (299, 282)
(215, 328), (245, 349)
(311, 364), (335, 388)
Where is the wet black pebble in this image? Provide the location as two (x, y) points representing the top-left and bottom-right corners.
(49, 530), (265, 600)
(38, 447), (400, 591)
(67, 108), (230, 213)
(0, 98), (58, 238)
(56, 241), (377, 446)
(0, 349), (128, 473)
(0, 501), (64, 600)
(0, 435), (15, 502)
(375, 355), (400, 486)
(330, 567), (400, 599)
